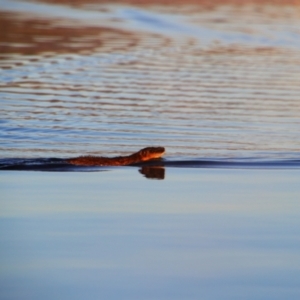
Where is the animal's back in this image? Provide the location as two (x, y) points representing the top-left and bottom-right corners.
(66, 147), (165, 166)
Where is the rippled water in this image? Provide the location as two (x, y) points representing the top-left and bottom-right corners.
(1, 0), (300, 163)
(1, 2), (300, 299)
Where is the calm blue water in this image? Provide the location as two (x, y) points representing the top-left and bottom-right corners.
(1, 0), (300, 299)
(1, 169), (300, 300)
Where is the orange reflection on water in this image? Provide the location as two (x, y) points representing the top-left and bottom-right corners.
(0, 12), (140, 57)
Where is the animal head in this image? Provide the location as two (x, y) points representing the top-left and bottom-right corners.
(138, 147), (165, 161)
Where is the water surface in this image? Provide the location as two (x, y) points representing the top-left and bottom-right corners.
(1, 1), (300, 299)
(1, 169), (300, 299)
(1, 0), (300, 160)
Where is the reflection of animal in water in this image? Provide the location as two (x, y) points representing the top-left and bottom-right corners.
(66, 147), (165, 166)
(139, 166), (165, 180)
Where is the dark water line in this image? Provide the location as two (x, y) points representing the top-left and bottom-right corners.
(1, 158), (300, 171)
